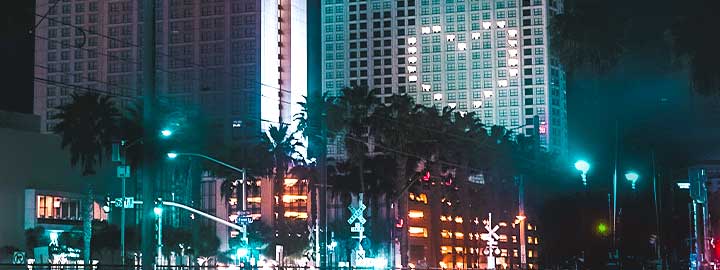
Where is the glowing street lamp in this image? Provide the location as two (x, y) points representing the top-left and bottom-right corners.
(574, 160), (590, 186)
(160, 129), (173, 137)
(154, 206), (163, 216)
(236, 247), (249, 258)
(625, 171), (639, 190)
(166, 152), (178, 159)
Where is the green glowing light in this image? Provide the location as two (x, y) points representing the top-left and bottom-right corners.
(597, 223), (608, 234)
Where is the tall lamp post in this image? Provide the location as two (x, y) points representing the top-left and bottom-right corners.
(625, 171), (639, 190)
(573, 158), (640, 270)
(574, 160), (590, 187)
(166, 152), (249, 246)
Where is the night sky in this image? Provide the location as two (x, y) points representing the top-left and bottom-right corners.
(1, 1), (34, 114)
(3, 0), (718, 184)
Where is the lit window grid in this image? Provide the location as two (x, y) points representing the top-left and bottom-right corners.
(320, 0), (566, 153)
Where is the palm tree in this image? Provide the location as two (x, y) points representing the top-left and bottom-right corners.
(550, 0), (627, 74)
(668, 0), (720, 96)
(261, 124), (304, 220)
(326, 86), (380, 192)
(52, 92), (120, 175)
(53, 92), (120, 264)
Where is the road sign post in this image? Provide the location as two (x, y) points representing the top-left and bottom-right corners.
(481, 213), (501, 270)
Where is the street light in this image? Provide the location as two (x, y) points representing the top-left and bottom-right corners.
(237, 247), (249, 258)
(625, 171), (639, 190)
(154, 206), (163, 216)
(166, 152), (249, 246)
(154, 199), (163, 264)
(160, 129), (173, 137)
(574, 160), (590, 186)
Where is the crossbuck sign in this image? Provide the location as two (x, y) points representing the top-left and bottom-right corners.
(480, 213), (501, 270)
(348, 193), (367, 259)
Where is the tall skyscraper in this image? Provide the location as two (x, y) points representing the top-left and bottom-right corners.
(34, 0), (308, 145)
(321, 0), (567, 155)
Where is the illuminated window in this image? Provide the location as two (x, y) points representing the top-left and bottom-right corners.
(528, 250), (534, 258)
(408, 210), (424, 219)
(454, 216), (463, 223)
(454, 232), (464, 239)
(441, 230), (452, 238)
(513, 249), (519, 257)
(534, 237), (539, 244)
(500, 249), (508, 257)
(409, 226), (428, 238)
(454, 247), (465, 254)
(512, 235), (517, 243)
(440, 246), (452, 254)
(499, 234), (508, 242)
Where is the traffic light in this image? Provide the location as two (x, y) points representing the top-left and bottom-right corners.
(102, 195), (111, 213)
(596, 222), (609, 237)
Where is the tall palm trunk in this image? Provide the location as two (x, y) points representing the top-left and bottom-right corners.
(84, 185), (93, 265)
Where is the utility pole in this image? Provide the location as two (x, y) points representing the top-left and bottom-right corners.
(120, 141), (127, 264)
(241, 169), (248, 246)
(651, 151), (662, 270)
(141, 0), (157, 269)
(518, 175), (527, 270)
(612, 120), (619, 269)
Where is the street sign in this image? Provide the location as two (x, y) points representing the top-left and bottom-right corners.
(350, 223), (365, 233)
(123, 197), (134, 208)
(12, 251), (26, 264)
(237, 210), (251, 216)
(114, 198), (123, 208)
(483, 213), (500, 270)
(236, 216), (253, 224)
(347, 200), (367, 224)
(117, 165), (131, 178)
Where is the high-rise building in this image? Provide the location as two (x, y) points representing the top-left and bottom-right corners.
(34, 0), (308, 145)
(321, 0), (567, 155)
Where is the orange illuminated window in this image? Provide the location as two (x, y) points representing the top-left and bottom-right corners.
(454, 232), (464, 239)
(512, 235), (517, 243)
(528, 250), (534, 258)
(440, 246), (452, 254)
(441, 230), (452, 238)
(408, 210), (424, 219)
(454, 216), (463, 223)
(409, 226), (428, 238)
(499, 234), (508, 242)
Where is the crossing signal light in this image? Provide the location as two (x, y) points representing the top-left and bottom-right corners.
(102, 195), (111, 213)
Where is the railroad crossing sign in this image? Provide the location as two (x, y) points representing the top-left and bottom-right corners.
(347, 198), (367, 225)
(348, 193), (368, 253)
(481, 213), (501, 270)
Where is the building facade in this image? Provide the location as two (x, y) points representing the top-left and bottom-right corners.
(321, 0), (567, 155)
(0, 111), (115, 249)
(200, 172), (313, 254)
(405, 182), (539, 269)
(24, 189), (107, 233)
(34, 0), (308, 144)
